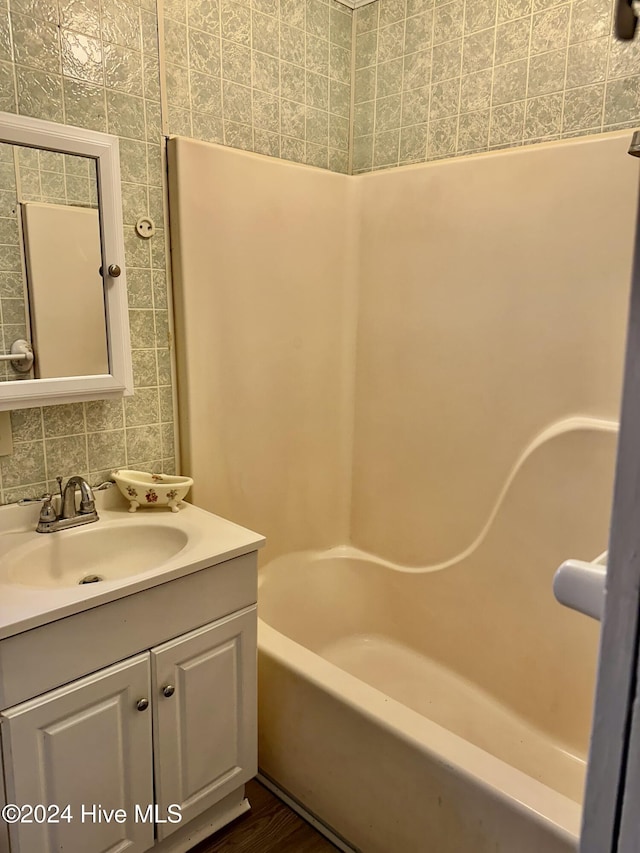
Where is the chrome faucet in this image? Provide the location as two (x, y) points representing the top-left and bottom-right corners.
(36, 475), (99, 533)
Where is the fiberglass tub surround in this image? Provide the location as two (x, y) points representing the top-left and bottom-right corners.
(169, 132), (637, 852)
(259, 419), (616, 803)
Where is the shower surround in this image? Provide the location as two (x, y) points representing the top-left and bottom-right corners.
(168, 130), (636, 849)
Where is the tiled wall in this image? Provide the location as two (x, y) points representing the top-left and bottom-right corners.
(0, 0), (353, 504)
(0, 0), (175, 504)
(161, 0), (353, 172)
(352, 0), (640, 171)
(1, 0), (637, 499)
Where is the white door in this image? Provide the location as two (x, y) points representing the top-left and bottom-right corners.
(579, 165), (640, 847)
(0, 653), (154, 853)
(150, 606), (257, 841)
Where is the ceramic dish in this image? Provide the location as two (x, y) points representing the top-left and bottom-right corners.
(112, 469), (194, 512)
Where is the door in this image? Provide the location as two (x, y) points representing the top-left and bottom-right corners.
(0, 653), (154, 853)
(150, 606), (257, 841)
(578, 145), (640, 848)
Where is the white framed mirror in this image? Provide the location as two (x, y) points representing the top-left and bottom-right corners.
(0, 111), (133, 411)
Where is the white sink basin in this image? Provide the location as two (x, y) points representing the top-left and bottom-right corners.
(0, 488), (265, 640)
(1, 523), (188, 588)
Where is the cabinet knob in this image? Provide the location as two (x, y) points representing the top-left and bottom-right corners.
(108, 264), (121, 277)
(162, 685), (175, 698)
(136, 698), (149, 712)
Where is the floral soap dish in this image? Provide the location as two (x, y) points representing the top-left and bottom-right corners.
(112, 469), (194, 513)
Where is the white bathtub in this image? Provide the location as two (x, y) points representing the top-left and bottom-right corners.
(257, 420), (617, 852)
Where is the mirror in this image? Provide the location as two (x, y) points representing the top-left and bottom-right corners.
(0, 143), (109, 382)
(0, 112), (133, 410)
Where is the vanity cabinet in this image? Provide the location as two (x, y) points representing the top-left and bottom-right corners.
(0, 589), (257, 853)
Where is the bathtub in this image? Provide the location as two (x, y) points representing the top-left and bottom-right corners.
(257, 420), (617, 852)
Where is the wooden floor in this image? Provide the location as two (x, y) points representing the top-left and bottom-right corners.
(191, 780), (340, 853)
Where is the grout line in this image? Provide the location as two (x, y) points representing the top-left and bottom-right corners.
(602, 4), (615, 133)
(348, 5), (357, 173)
(452, 1), (467, 157)
(425, 0), (437, 162)
(483, 0), (499, 154)
(249, 2), (255, 152)
(82, 401), (89, 476)
(399, 9), (408, 167)
(522, 3), (535, 146)
(184, 0), (194, 137)
(369, 0), (380, 170)
(559, 3), (573, 136)
(304, 3), (309, 163)
(6, 0), (19, 113)
(156, 0), (170, 137)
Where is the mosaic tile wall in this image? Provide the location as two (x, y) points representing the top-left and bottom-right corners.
(0, 0), (353, 504)
(0, 0), (175, 503)
(2, 0), (636, 499)
(161, 0), (353, 172)
(352, 0), (640, 171)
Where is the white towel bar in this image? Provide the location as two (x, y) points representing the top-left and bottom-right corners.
(0, 339), (34, 372)
(0, 352), (27, 362)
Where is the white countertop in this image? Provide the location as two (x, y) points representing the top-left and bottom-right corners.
(0, 488), (265, 641)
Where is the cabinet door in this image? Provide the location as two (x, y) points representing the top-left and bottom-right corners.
(1, 654), (154, 853)
(151, 606), (257, 840)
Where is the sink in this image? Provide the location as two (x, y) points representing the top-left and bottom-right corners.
(0, 487), (265, 640)
(0, 523), (188, 589)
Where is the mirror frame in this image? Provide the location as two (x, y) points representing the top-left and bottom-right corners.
(0, 111), (133, 410)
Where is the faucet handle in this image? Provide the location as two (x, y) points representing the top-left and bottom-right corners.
(17, 492), (54, 507)
(79, 493), (95, 513)
(38, 494), (57, 524)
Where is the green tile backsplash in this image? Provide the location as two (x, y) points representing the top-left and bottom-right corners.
(0, 0), (352, 504)
(352, 0), (640, 171)
(0, 0), (175, 503)
(161, 0), (352, 172)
